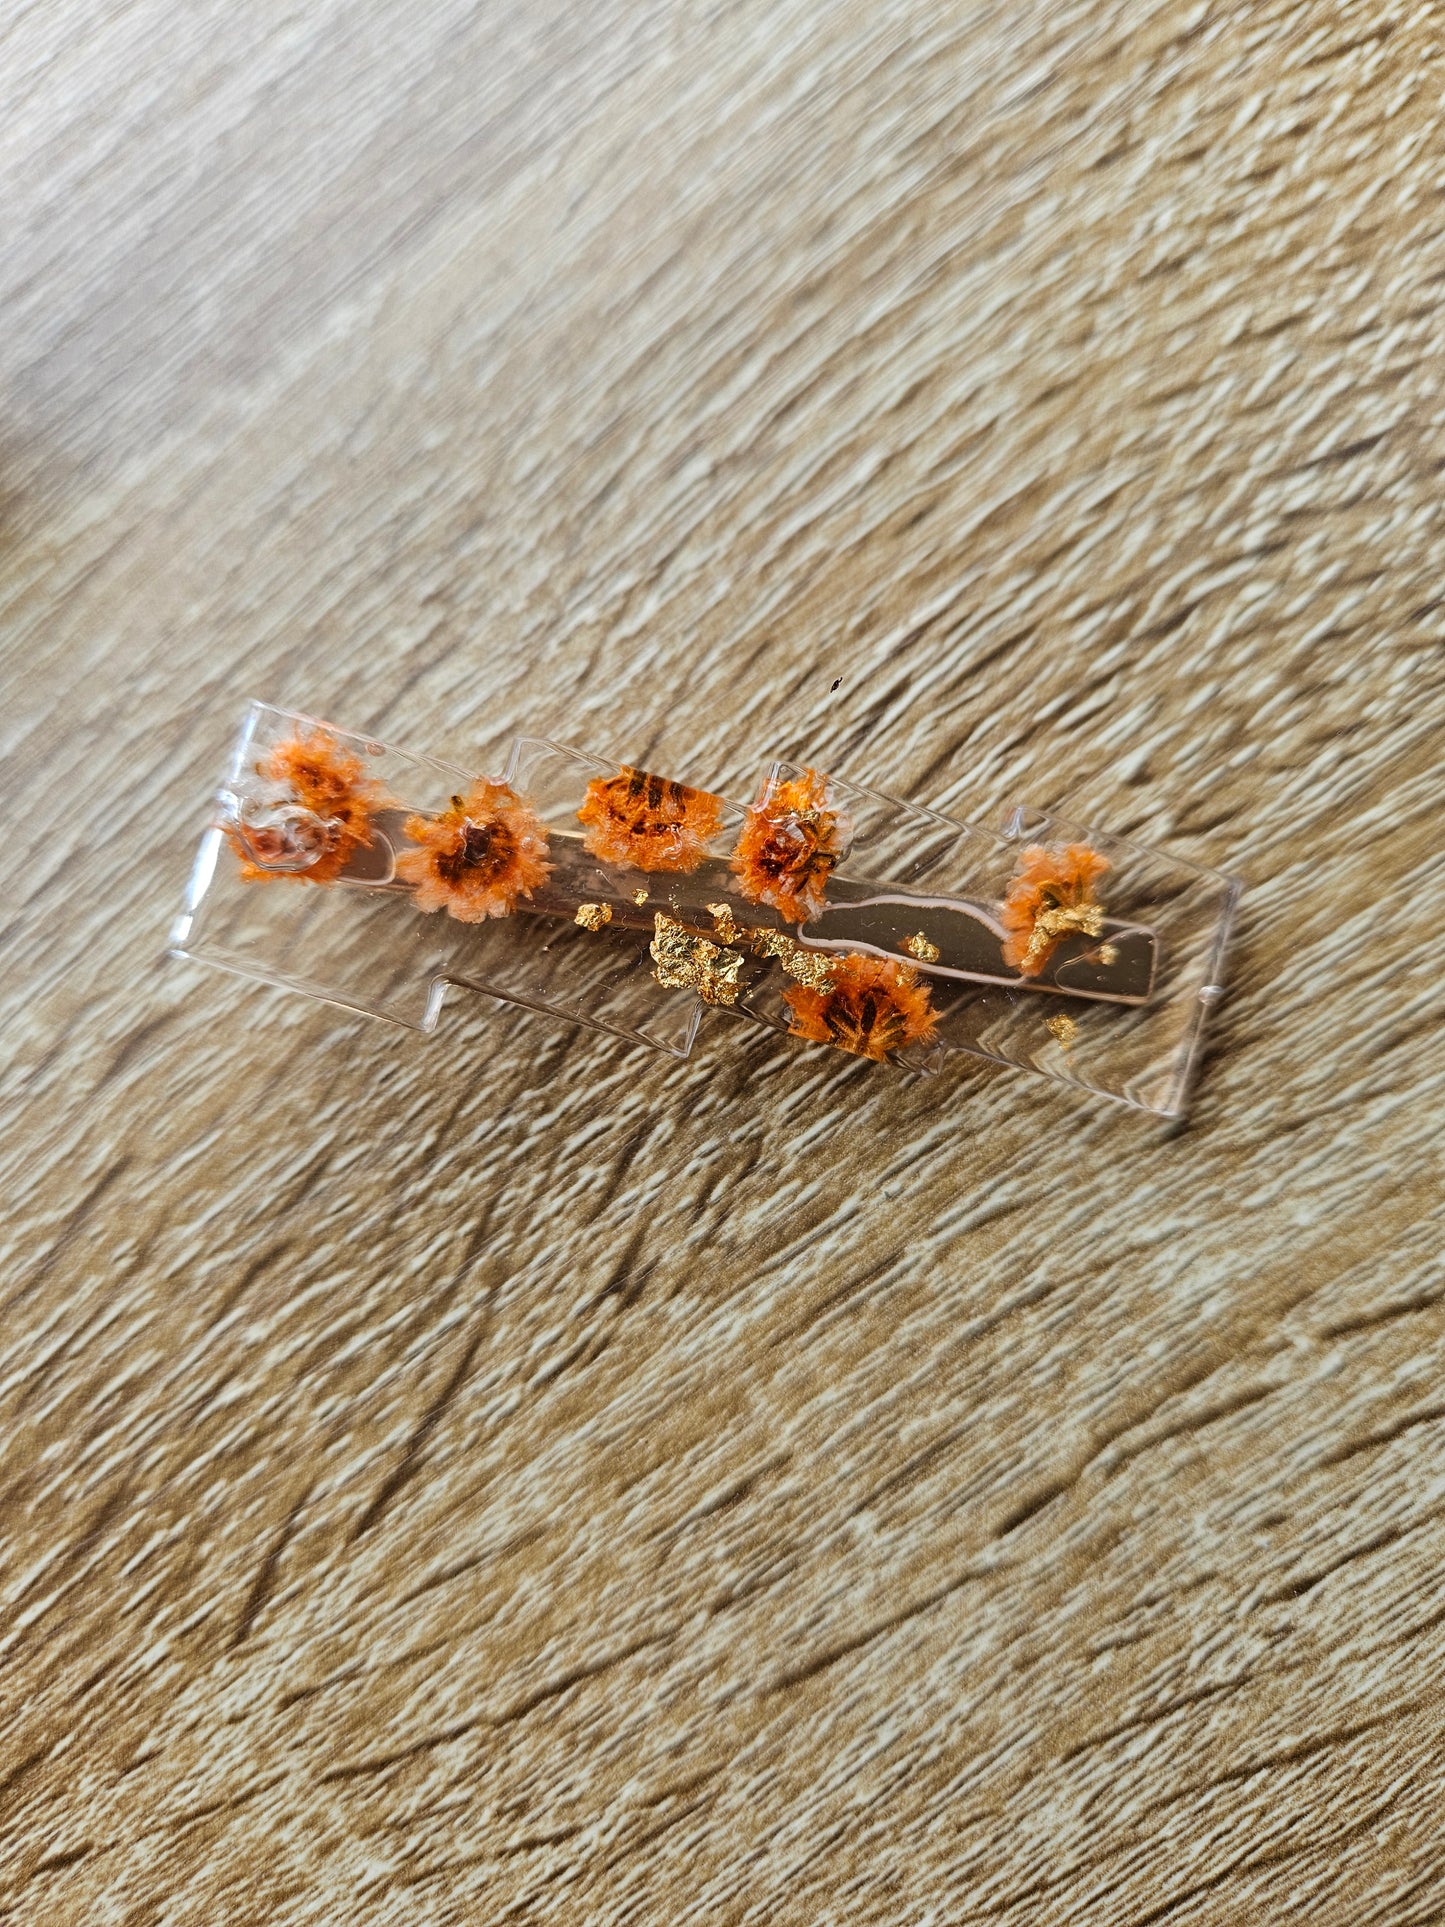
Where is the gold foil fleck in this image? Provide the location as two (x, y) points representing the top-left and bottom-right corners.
(902, 932), (941, 963)
(1022, 901), (1105, 971)
(1097, 942), (1118, 965)
(707, 901), (743, 945)
(633, 888), (649, 906)
(650, 913), (744, 1006)
(750, 926), (837, 990)
(575, 902), (613, 931)
(1045, 1012), (1079, 1047)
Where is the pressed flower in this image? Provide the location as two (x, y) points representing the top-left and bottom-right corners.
(227, 729), (388, 884)
(999, 844), (1110, 976)
(732, 768), (849, 924)
(784, 952), (937, 1061)
(396, 780), (551, 922)
(577, 767), (725, 873)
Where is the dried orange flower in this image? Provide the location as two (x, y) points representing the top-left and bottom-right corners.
(784, 953), (937, 1061)
(1000, 844), (1111, 976)
(732, 768), (849, 924)
(227, 729), (389, 884)
(577, 767), (725, 873)
(396, 780), (551, 922)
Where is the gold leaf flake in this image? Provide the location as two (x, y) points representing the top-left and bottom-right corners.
(633, 888), (649, 906)
(1021, 901), (1104, 971)
(902, 932), (941, 963)
(750, 927), (837, 990)
(1045, 1012), (1079, 1047)
(575, 902), (613, 932)
(650, 913), (744, 1006)
(707, 901), (743, 945)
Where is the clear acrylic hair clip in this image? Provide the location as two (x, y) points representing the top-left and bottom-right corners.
(171, 703), (1240, 1116)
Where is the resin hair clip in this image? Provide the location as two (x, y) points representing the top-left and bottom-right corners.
(171, 704), (1240, 1116)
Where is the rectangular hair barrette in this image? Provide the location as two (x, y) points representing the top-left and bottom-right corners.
(171, 703), (1240, 1117)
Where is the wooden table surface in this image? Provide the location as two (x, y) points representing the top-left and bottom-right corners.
(3, 2), (1443, 1920)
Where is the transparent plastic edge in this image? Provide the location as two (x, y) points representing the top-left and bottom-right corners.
(435, 971), (702, 1060)
(165, 942), (435, 1032)
(1147, 871), (1244, 1120)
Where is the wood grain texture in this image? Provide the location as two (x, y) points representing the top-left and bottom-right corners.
(2, 1), (1443, 1919)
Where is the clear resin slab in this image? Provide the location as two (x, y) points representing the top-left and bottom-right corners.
(171, 703), (1240, 1115)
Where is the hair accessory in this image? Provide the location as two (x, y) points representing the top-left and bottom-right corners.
(173, 704), (1240, 1116)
